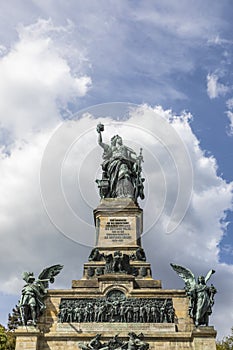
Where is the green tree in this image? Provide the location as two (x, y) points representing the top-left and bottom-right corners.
(7, 305), (21, 331)
(217, 328), (233, 350)
(0, 325), (15, 350)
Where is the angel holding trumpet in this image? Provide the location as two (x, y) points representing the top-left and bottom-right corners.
(170, 263), (217, 327)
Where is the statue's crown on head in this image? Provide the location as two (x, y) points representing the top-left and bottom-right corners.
(111, 134), (122, 145)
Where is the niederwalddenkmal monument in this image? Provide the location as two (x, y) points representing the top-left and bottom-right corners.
(15, 124), (217, 350)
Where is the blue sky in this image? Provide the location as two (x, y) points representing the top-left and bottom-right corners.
(0, 0), (233, 340)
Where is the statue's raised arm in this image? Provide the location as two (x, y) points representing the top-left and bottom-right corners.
(96, 124), (145, 202)
(96, 123), (111, 154)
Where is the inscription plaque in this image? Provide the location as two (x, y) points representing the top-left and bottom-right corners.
(98, 216), (137, 246)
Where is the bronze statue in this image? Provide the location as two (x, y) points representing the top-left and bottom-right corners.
(103, 251), (132, 274)
(19, 264), (63, 326)
(58, 296), (173, 324)
(78, 334), (105, 350)
(78, 333), (149, 350)
(107, 335), (123, 350)
(88, 248), (104, 261)
(170, 263), (217, 326)
(96, 123), (145, 201)
(122, 332), (149, 350)
(130, 247), (146, 261)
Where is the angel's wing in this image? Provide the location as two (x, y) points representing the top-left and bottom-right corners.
(170, 263), (196, 290)
(205, 269), (215, 284)
(38, 264), (63, 288)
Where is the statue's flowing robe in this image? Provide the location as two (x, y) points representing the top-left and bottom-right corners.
(103, 146), (136, 198)
(195, 284), (211, 324)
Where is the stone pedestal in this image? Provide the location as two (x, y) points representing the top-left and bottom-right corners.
(15, 326), (41, 350)
(15, 198), (217, 349)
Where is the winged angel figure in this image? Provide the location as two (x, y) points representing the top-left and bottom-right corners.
(170, 263), (217, 326)
(19, 264), (63, 326)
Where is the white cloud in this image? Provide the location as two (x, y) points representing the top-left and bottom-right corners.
(226, 97), (233, 110)
(0, 130), (90, 293)
(0, 2), (229, 105)
(0, 44), (7, 56)
(0, 104), (233, 340)
(0, 17), (92, 318)
(226, 111), (233, 135)
(208, 35), (233, 46)
(127, 0), (226, 42)
(207, 73), (230, 99)
(0, 18), (91, 140)
(18, 2), (226, 103)
(225, 98), (233, 136)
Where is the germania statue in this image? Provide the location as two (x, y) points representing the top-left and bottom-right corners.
(96, 123), (145, 201)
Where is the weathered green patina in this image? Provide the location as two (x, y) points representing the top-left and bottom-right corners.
(96, 124), (145, 202)
(171, 263), (217, 327)
(19, 264), (63, 326)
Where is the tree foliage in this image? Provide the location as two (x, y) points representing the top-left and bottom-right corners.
(216, 328), (233, 350)
(0, 303), (22, 350)
(7, 305), (21, 331)
(0, 325), (15, 350)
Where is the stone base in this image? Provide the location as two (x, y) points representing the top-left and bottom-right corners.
(15, 325), (217, 350)
(14, 270), (217, 350)
(14, 273), (217, 350)
(72, 274), (162, 289)
(14, 198), (217, 349)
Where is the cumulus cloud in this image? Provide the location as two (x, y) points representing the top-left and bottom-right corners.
(0, 18), (91, 140)
(1, 103), (233, 340)
(207, 73), (230, 99)
(132, 2), (224, 41)
(226, 111), (233, 135)
(0, 2), (228, 106)
(24, 1), (226, 104)
(0, 17), (92, 319)
(0, 130), (90, 293)
(226, 97), (233, 110)
(225, 98), (233, 135)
